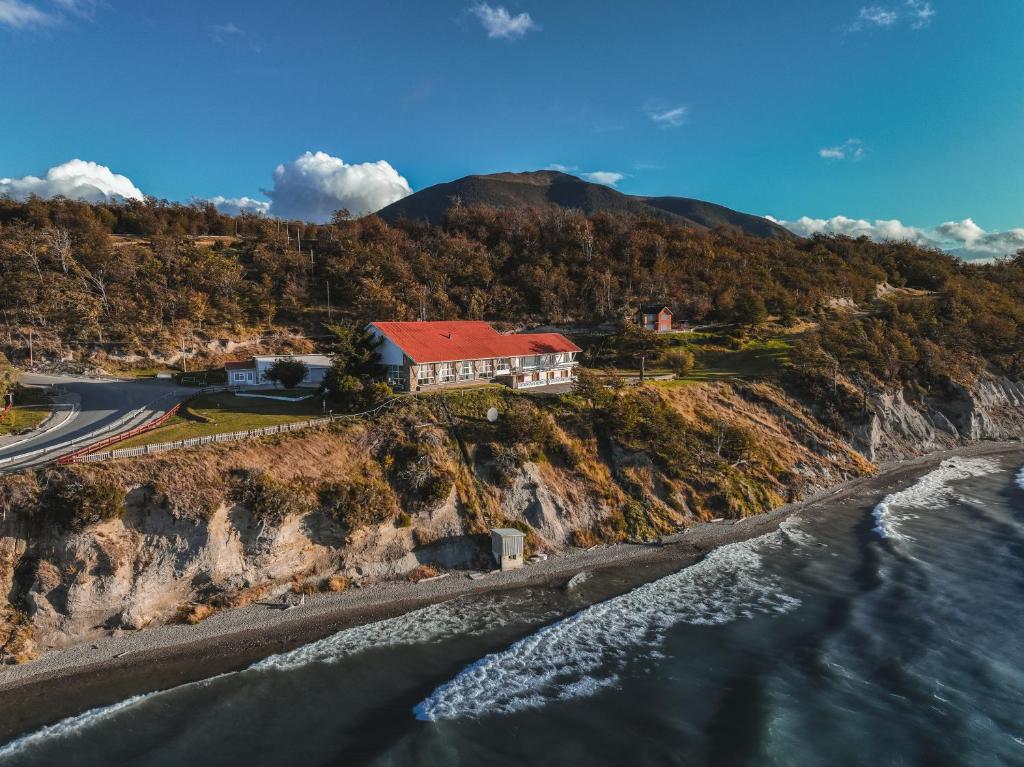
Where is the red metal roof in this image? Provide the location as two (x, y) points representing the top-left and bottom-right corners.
(370, 321), (581, 364)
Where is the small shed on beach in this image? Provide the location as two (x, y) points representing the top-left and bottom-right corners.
(491, 528), (525, 571)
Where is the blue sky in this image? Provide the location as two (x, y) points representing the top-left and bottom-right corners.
(1, 0), (1023, 255)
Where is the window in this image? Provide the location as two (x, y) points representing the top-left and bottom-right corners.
(479, 359), (494, 377)
(385, 365), (406, 387)
(522, 355), (541, 369)
(496, 358), (512, 374)
(417, 365), (435, 385)
(458, 361), (474, 381)
(439, 363), (456, 383)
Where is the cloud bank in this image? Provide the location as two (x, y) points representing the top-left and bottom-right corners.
(261, 151), (412, 222)
(767, 214), (1024, 260)
(208, 196), (271, 217)
(470, 3), (536, 39)
(0, 159), (145, 203)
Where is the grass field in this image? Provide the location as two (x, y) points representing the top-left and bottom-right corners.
(115, 391), (327, 449)
(0, 387), (54, 436)
(571, 328), (795, 386)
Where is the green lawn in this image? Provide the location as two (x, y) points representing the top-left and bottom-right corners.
(115, 391), (327, 448)
(0, 387), (54, 436)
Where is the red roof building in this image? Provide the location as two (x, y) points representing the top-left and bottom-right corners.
(368, 321), (580, 391)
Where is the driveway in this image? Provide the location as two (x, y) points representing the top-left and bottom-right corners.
(0, 374), (188, 473)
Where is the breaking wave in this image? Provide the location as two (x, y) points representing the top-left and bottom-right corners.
(1016, 466), (1024, 493)
(0, 597), (536, 760)
(0, 692), (159, 762)
(254, 593), (551, 673)
(414, 529), (804, 721)
(871, 457), (1001, 541)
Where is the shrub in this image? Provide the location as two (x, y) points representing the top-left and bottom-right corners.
(396, 511), (413, 528)
(662, 348), (696, 376)
(321, 472), (397, 531)
(233, 469), (314, 526)
(322, 575), (350, 592)
(265, 358), (309, 389)
(42, 472), (126, 531)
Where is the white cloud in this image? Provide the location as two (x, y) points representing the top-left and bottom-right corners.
(209, 22), (244, 42)
(849, 0), (935, 31)
(906, 0), (936, 28)
(581, 171), (625, 187)
(546, 163), (579, 173)
(208, 195), (271, 217)
(818, 138), (867, 161)
(470, 3), (536, 39)
(766, 214), (1024, 260)
(647, 105), (688, 129)
(0, 159), (145, 203)
(262, 151), (412, 222)
(0, 0), (101, 28)
(0, 0), (53, 27)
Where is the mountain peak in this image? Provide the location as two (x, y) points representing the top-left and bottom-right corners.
(375, 171), (795, 240)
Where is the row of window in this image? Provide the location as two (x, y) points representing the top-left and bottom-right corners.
(414, 354), (573, 385)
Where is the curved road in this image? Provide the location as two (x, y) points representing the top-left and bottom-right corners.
(0, 375), (187, 473)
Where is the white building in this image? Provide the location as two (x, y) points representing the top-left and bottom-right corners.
(367, 321), (580, 392)
(224, 354), (332, 388)
(491, 528), (525, 570)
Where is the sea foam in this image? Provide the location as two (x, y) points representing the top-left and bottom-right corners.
(0, 597), (532, 760)
(414, 529), (804, 721)
(1016, 466), (1024, 493)
(872, 457), (1001, 541)
(253, 593), (553, 673)
(0, 693), (154, 762)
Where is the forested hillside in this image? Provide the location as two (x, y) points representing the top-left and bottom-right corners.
(0, 196), (1021, 389)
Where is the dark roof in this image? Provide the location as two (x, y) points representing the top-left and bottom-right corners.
(225, 360), (256, 371)
(639, 304), (673, 314)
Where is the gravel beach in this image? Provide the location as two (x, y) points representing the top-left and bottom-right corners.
(1, 440), (1021, 744)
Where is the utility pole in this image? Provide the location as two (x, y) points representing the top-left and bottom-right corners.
(181, 338), (188, 373)
(28, 328), (33, 369)
(310, 247), (315, 277)
(326, 281), (332, 321)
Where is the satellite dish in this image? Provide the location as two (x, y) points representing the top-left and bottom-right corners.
(486, 407), (499, 423)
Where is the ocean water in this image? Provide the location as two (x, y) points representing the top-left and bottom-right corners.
(3, 457), (1024, 766)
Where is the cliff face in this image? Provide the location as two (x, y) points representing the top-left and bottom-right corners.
(850, 376), (1024, 462)
(0, 376), (1021, 661)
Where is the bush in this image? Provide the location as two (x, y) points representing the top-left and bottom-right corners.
(265, 358), (309, 389)
(42, 473), (126, 531)
(322, 575), (350, 592)
(321, 473), (397, 531)
(233, 469), (314, 526)
(662, 348), (696, 376)
(396, 511), (413, 528)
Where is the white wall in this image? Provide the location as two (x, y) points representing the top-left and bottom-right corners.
(368, 326), (406, 366)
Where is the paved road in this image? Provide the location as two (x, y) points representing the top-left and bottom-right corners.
(0, 375), (187, 472)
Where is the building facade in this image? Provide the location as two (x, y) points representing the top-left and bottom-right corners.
(636, 305), (674, 333)
(367, 321), (580, 392)
(224, 354), (332, 388)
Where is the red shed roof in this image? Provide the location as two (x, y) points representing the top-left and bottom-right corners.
(370, 321), (581, 364)
(225, 359), (256, 370)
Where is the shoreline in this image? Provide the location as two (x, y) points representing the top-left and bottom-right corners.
(0, 440), (1021, 743)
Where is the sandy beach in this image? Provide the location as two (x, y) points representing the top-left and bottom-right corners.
(1, 440), (1021, 744)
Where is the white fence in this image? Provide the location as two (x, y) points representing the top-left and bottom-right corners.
(71, 394), (412, 464)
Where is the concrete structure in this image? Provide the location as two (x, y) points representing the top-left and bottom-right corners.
(225, 354), (332, 388)
(367, 321), (580, 392)
(636, 304), (674, 333)
(491, 528), (526, 571)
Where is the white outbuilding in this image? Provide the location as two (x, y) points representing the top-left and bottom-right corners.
(491, 528), (526, 571)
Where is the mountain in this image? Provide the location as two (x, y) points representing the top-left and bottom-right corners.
(375, 170), (796, 239)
